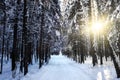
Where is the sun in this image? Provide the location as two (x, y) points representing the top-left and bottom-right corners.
(91, 21), (104, 34)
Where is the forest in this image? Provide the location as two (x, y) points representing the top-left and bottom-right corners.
(0, 0), (120, 80)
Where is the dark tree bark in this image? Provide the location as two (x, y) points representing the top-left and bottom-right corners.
(28, 42), (32, 65)
(105, 36), (120, 78)
(11, 19), (18, 78)
(6, 38), (9, 62)
(0, 5), (6, 74)
(39, 0), (45, 68)
(11, 19), (18, 70)
(79, 40), (85, 63)
(23, 0), (28, 75)
(98, 36), (103, 65)
(11, 0), (21, 78)
(36, 40), (39, 62)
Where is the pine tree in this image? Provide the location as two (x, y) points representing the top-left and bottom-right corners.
(0, 0), (5, 74)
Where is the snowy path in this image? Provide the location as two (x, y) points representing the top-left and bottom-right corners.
(22, 55), (118, 80)
(22, 55), (93, 80)
(0, 54), (118, 80)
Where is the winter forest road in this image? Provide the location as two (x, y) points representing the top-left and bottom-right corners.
(22, 55), (95, 80)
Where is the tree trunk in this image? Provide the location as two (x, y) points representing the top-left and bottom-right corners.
(88, 0), (98, 66)
(11, 0), (21, 77)
(39, 0), (45, 68)
(11, 19), (18, 71)
(23, 0), (28, 75)
(106, 37), (120, 78)
(0, 8), (6, 74)
(98, 36), (103, 65)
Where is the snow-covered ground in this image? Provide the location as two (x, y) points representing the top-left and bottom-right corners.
(21, 55), (119, 80)
(0, 54), (119, 80)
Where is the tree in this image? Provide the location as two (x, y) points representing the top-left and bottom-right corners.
(0, 0), (6, 74)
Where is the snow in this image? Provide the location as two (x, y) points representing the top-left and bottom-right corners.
(56, 30), (60, 36)
(0, 61), (13, 80)
(0, 55), (119, 80)
(22, 55), (90, 80)
(21, 55), (119, 80)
